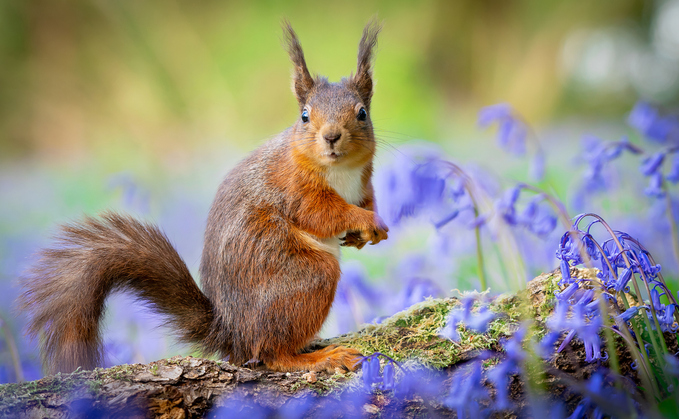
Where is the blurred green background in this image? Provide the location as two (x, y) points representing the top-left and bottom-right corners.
(2, 0), (678, 380)
(0, 0), (671, 164)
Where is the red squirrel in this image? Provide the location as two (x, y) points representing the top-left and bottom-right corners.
(19, 21), (388, 374)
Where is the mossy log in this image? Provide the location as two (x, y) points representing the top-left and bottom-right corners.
(0, 269), (658, 418)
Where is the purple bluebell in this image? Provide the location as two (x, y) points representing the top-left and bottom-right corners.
(609, 268), (633, 293)
(498, 185), (523, 225)
(381, 361), (395, 390)
(440, 297), (496, 342)
(559, 258), (572, 285)
(548, 288), (604, 362)
(373, 145), (446, 226)
(478, 103), (527, 155)
(488, 326), (527, 410)
(444, 361), (489, 418)
(645, 171), (666, 198)
(639, 152), (665, 176)
(394, 277), (443, 314)
(575, 136), (642, 208)
(555, 282), (579, 303)
(465, 305), (497, 333)
(615, 306), (641, 324)
(628, 101), (678, 143)
(362, 355), (380, 389)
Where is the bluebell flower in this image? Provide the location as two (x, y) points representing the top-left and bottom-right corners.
(444, 362), (489, 418)
(395, 277), (443, 313)
(548, 288), (604, 362)
(575, 136), (642, 208)
(362, 355), (381, 389)
(559, 258), (572, 285)
(628, 101), (678, 143)
(373, 145), (447, 226)
(637, 251), (661, 280)
(609, 268), (633, 293)
(639, 152), (665, 176)
(381, 361), (395, 390)
(478, 103), (527, 155)
(555, 282), (579, 303)
(440, 297), (496, 342)
(645, 171), (665, 198)
(465, 305), (497, 333)
(497, 185), (523, 225)
(647, 289), (678, 333)
(488, 326), (527, 410)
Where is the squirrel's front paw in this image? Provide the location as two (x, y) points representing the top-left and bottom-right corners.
(359, 214), (389, 246)
(340, 231), (368, 249)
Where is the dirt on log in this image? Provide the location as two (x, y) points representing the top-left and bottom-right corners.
(0, 269), (664, 418)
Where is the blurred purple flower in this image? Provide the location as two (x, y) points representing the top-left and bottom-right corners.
(440, 297), (496, 342)
(488, 325), (527, 410)
(361, 353), (400, 391)
(373, 146), (447, 226)
(575, 136), (641, 207)
(498, 186), (557, 238)
(478, 103), (527, 155)
(644, 171), (665, 198)
(639, 152), (665, 176)
(628, 101), (679, 143)
(444, 361), (489, 418)
(547, 288), (604, 362)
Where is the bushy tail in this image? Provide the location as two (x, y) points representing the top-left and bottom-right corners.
(18, 212), (214, 374)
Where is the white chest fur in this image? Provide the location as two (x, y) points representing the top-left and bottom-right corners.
(324, 166), (365, 205)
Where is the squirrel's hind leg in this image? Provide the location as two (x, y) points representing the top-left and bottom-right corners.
(265, 345), (362, 373)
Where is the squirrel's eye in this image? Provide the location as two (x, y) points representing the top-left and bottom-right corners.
(301, 109), (310, 123)
(357, 107), (367, 121)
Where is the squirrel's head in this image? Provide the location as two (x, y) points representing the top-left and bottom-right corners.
(283, 21), (381, 169)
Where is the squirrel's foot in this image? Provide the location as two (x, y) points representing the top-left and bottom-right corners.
(266, 345), (363, 373)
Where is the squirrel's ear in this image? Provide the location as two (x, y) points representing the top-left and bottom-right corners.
(352, 19), (381, 110)
(282, 21), (315, 108)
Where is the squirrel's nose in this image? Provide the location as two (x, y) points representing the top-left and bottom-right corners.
(324, 133), (341, 146)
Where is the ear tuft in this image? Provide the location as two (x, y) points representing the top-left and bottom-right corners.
(353, 19), (382, 109)
(282, 20), (315, 108)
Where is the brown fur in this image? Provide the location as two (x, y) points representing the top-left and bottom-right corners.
(19, 20), (386, 375)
